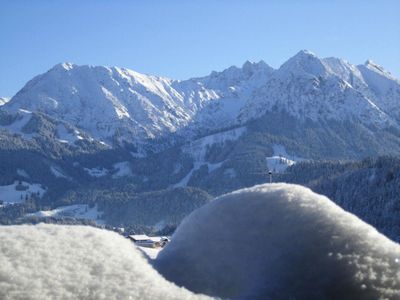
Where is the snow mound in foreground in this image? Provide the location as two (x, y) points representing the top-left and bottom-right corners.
(155, 183), (400, 299)
(0, 224), (211, 300)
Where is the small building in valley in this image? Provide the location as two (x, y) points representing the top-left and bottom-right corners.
(127, 234), (169, 248)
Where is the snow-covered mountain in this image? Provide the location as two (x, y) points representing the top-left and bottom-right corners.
(5, 61), (273, 146)
(3, 50), (400, 153)
(6, 63), (195, 144)
(239, 50), (400, 127)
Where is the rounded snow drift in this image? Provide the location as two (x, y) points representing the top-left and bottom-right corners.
(155, 183), (400, 299)
(0, 224), (211, 300)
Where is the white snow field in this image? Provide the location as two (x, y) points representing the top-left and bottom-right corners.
(27, 204), (105, 224)
(265, 144), (302, 173)
(0, 181), (46, 204)
(155, 183), (400, 299)
(0, 224), (212, 300)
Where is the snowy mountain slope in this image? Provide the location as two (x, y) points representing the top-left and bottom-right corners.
(5, 61), (270, 146)
(3, 50), (400, 157)
(357, 60), (400, 119)
(0, 109), (36, 139)
(182, 127), (246, 167)
(238, 50), (399, 128)
(6, 64), (190, 143)
(180, 61), (274, 133)
(0, 108), (106, 155)
(172, 127), (247, 188)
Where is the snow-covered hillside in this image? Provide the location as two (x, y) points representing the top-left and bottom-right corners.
(0, 109), (36, 140)
(0, 108), (98, 150)
(0, 181), (46, 204)
(27, 204), (104, 224)
(173, 127), (246, 187)
(265, 144), (303, 173)
(156, 183), (400, 299)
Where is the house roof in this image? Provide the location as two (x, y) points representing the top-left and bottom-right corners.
(129, 234), (150, 241)
(128, 235), (165, 242)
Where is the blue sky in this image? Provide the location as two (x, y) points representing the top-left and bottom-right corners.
(1, 0), (399, 97)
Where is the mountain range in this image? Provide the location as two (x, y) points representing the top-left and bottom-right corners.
(1, 50), (399, 237)
(4, 50), (400, 154)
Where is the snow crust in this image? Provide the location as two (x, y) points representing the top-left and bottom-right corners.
(0, 224), (212, 300)
(156, 183), (400, 299)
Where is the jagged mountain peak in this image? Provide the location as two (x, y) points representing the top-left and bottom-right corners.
(360, 59), (398, 82)
(277, 50), (328, 78)
(242, 60), (273, 77)
(198, 60), (274, 92)
(52, 62), (76, 71)
(207, 59), (273, 78)
(298, 49), (317, 56)
(0, 97), (10, 106)
(238, 51), (400, 128)
(241, 59), (271, 70)
(365, 59), (384, 70)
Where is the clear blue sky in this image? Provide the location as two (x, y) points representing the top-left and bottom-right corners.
(1, 0), (399, 97)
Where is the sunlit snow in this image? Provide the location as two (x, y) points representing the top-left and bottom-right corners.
(265, 144), (303, 173)
(156, 183), (400, 299)
(0, 224), (211, 300)
(27, 204), (105, 224)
